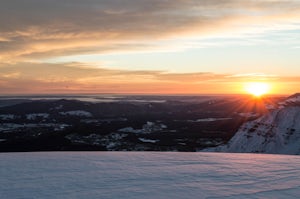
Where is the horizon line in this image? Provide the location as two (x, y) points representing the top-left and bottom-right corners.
(0, 93), (290, 97)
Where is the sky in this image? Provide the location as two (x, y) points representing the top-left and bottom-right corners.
(0, 0), (300, 95)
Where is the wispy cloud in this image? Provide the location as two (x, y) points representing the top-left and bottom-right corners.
(0, 62), (299, 94)
(227, 73), (278, 79)
(1, 1), (299, 94)
(0, 0), (300, 62)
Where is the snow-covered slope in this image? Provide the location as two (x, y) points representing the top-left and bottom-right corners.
(285, 93), (300, 103)
(276, 93), (300, 108)
(0, 152), (300, 199)
(205, 94), (300, 155)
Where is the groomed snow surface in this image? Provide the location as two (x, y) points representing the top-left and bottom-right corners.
(1, 152), (300, 199)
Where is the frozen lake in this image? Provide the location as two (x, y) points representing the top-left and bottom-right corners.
(1, 152), (299, 199)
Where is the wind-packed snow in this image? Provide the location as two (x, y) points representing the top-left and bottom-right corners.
(0, 152), (299, 199)
(205, 106), (300, 155)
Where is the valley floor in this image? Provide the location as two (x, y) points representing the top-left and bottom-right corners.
(0, 152), (299, 199)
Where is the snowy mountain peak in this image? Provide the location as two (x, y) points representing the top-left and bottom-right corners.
(285, 93), (300, 103)
(287, 93), (300, 99)
(277, 93), (300, 108)
(204, 96), (300, 155)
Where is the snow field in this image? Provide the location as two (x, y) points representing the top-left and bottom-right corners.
(1, 152), (299, 199)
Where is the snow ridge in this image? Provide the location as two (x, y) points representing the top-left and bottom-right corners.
(204, 94), (300, 155)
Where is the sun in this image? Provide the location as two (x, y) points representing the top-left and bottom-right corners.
(244, 82), (270, 97)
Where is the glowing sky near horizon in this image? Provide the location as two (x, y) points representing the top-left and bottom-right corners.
(0, 0), (300, 94)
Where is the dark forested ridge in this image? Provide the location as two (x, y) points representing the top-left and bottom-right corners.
(0, 95), (283, 152)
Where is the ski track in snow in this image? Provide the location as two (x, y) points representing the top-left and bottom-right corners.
(0, 152), (300, 199)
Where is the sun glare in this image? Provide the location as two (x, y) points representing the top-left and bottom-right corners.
(244, 82), (270, 97)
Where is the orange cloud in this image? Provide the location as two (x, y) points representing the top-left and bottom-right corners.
(0, 0), (300, 62)
(0, 1), (299, 95)
(0, 62), (299, 95)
